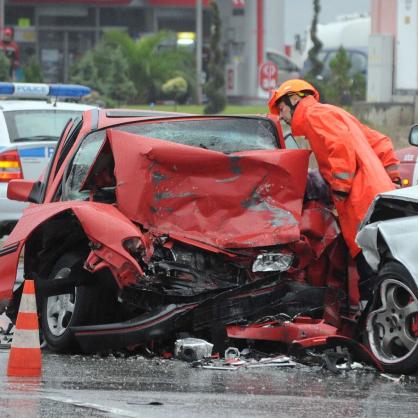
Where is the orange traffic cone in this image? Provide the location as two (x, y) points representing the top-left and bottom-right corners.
(7, 279), (41, 377)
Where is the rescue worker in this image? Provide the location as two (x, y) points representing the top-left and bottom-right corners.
(268, 79), (399, 298)
(0, 27), (19, 78)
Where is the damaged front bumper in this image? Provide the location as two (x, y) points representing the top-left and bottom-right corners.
(226, 318), (383, 371)
(70, 276), (329, 353)
(72, 303), (198, 353)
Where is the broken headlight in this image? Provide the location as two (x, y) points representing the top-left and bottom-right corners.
(123, 237), (142, 254)
(252, 252), (293, 273)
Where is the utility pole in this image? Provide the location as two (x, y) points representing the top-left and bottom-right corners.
(0, 0), (4, 32)
(196, 0), (203, 104)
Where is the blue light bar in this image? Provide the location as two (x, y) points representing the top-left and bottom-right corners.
(0, 82), (91, 98)
(49, 84), (91, 98)
(0, 83), (13, 95)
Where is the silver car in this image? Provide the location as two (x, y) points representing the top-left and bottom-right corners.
(357, 132), (418, 374)
(0, 83), (95, 235)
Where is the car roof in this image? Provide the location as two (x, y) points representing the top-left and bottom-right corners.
(0, 100), (96, 111)
(95, 108), (272, 127)
(104, 109), (191, 118)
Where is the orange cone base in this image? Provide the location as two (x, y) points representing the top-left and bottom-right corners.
(7, 348), (42, 377)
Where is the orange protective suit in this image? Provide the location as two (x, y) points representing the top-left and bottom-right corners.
(291, 96), (396, 257)
(344, 113), (400, 182)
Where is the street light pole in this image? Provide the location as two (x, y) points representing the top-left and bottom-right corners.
(196, 0), (203, 104)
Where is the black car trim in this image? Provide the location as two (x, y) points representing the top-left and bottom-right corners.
(0, 242), (19, 257)
(72, 303), (198, 352)
(106, 110), (189, 118)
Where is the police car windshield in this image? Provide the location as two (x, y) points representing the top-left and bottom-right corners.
(4, 109), (83, 143)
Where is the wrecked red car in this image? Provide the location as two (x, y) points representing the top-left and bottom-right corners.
(0, 109), (370, 364)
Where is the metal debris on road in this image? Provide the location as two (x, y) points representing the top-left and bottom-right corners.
(380, 373), (405, 383)
(224, 347), (240, 360)
(0, 313), (13, 349)
(192, 347), (298, 371)
(174, 338), (213, 362)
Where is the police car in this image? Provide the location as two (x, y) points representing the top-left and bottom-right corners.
(0, 82), (96, 236)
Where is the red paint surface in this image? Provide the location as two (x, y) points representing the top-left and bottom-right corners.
(396, 146), (418, 186)
(227, 318), (338, 344)
(7, 179), (35, 202)
(149, 0), (209, 6)
(0, 110), (355, 352)
(228, 321), (383, 369)
(0, 202), (143, 300)
(108, 129), (310, 248)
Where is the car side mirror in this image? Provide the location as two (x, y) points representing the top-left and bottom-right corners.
(409, 124), (418, 147)
(7, 179), (43, 203)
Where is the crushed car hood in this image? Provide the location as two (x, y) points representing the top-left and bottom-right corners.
(360, 185), (418, 227)
(107, 129), (310, 248)
(369, 184), (418, 203)
(357, 185), (418, 278)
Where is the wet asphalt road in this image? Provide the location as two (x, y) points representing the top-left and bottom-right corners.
(1, 349), (418, 417)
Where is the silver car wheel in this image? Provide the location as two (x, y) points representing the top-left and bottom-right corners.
(367, 278), (418, 364)
(45, 268), (76, 337)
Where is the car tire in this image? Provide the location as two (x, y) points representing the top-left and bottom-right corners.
(41, 252), (107, 353)
(365, 261), (418, 374)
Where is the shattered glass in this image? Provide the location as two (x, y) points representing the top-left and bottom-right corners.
(62, 131), (106, 201)
(115, 117), (279, 153)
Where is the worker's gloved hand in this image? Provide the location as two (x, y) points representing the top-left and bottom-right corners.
(332, 190), (349, 201)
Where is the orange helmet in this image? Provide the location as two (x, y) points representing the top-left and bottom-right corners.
(268, 79), (320, 115)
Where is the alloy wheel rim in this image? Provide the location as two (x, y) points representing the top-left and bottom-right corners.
(46, 268), (76, 336)
(367, 278), (418, 364)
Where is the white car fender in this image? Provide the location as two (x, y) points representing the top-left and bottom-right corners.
(357, 216), (418, 283)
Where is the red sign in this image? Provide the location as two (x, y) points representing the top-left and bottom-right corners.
(259, 61), (278, 92)
(232, 0), (245, 15)
(11, 0), (132, 4)
(232, 0), (245, 7)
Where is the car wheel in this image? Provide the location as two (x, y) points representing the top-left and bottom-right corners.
(41, 252), (102, 353)
(365, 261), (418, 374)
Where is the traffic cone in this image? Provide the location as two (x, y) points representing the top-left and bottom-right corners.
(7, 279), (41, 377)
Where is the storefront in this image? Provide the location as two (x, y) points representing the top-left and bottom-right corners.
(4, 0), (210, 82)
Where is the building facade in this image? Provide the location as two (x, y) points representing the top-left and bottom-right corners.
(5, 0), (212, 82)
(4, 0), (285, 100)
(370, 0), (418, 101)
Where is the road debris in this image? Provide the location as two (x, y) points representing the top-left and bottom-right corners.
(0, 313), (13, 348)
(224, 347), (240, 360)
(380, 373), (405, 383)
(191, 346), (298, 371)
(174, 338), (213, 362)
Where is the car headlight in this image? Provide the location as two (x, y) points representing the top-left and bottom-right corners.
(123, 237), (142, 254)
(252, 252), (293, 273)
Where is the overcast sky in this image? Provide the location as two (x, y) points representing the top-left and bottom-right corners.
(284, 0), (371, 44)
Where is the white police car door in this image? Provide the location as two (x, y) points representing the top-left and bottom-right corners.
(17, 142), (56, 180)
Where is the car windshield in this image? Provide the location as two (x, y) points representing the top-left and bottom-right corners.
(4, 109), (83, 142)
(115, 117), (279, 153)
